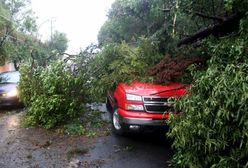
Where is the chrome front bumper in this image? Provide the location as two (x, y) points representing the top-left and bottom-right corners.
(120, 116), (168, 126)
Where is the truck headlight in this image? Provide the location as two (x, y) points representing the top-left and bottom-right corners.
(126, 104), (144, 111)
(6, 89), (18, 97)
(126, 94), (142, 101)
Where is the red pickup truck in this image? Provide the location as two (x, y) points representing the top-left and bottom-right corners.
(106, 81), (188, 134)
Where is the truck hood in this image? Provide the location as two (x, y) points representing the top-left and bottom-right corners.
(120, 81), (188, 96)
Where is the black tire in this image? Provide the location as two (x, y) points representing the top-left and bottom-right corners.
(111, 109), (127, 135)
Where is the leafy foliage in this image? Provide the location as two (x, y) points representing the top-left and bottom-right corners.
(149, 54), (208, 83)
(83, 38), (163, 101)
(47, 31), (69, 53)
(168, 14), (248, 168)
(98, 0), (174, 54)
(64, 123), (85, 136)
(0, 0), (69, 69)
(19, 61), (86, 129)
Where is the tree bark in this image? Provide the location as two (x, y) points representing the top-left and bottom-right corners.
(178, 12), (245, 47)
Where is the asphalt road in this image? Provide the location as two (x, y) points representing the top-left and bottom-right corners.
(78, 132), (172, 168)
(79, 104), (172, 168)
(0, 105), (172, 168)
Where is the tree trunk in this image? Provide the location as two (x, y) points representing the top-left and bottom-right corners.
(178, 12), (245, 47)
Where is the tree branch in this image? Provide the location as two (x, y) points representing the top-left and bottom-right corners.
(0, 27), (15, 47)
(194, 12), (223, 21)
(149, 55), (209, 83)
(158, 8), (171, 12)
(178, 12), (245, 47)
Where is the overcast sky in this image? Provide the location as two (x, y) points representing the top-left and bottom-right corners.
(31, 0), (115, 54)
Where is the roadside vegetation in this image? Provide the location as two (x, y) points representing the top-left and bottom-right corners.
(0, 0), (107, 134)
(168, 21), (248, 168)
(19, 61), (85, 129)
(0, 0), (248, 167)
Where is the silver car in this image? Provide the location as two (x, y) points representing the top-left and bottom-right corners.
(0, 71), (21, 106)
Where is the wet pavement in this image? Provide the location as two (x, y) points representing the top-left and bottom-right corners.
(0, 105), (172, 168)
(78, 133), (172, 168)
(81, 104), (172, 168)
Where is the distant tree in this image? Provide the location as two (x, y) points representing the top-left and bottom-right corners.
(0, 0), (40, 67)
(3, 0), (37, 34)
(47, 31), (68, 53)
(98, 0), (173, 53)
(0, 0), (69, 68)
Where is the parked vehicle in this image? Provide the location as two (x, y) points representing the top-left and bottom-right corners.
(0, 71), (21, 107)
(106, 81), (188, 134)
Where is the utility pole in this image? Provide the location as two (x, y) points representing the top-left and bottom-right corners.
(36, 18), (56, 40)
(50, 19), (55, 41)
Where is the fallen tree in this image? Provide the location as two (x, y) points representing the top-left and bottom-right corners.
(178, 12), (245, 47)
(149, 55), (208, 83)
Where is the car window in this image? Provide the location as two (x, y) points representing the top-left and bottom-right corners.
(0, 71), (20, 84)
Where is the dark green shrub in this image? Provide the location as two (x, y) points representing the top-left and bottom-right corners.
(168, 16), (248, 168)
(19, 61), (85, 129)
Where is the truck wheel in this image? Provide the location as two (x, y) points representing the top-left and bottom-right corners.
(111, 109), (125, 135)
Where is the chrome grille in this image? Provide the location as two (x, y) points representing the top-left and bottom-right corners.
(143, 97), (168, 103)
(143, 96), (171, 113)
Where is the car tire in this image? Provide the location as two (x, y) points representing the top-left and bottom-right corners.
(111, 109), (126, 135)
